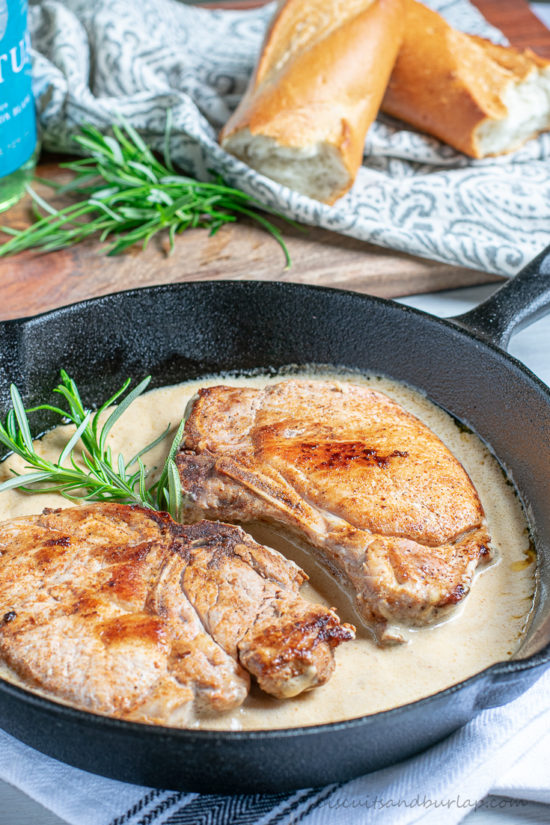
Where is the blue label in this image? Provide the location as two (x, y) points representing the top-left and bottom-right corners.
(0, 0), (36, 178)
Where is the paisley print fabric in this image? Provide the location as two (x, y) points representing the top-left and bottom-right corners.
(28, 0), (550, 275)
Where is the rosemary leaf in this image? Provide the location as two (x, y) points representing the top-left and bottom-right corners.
(0, 371), (187, 519)
(126, 423), (171, 470)
(58, 413), (92, 466)
(166, 459), (182, 522)
(0, 116), (294, 264)
(138, 457), (148, 505)
(151, 416), (187, 510)
(0, 471), (54, 491)
(98, 375), (151, 454)
(10, 386), (34, 453)
(92, 377), (133, 440)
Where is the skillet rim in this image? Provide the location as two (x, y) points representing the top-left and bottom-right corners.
(0, 277), (549, 740)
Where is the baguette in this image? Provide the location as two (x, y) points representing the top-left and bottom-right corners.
(382, 0), (550, 158)
(220, 0), (405, 204)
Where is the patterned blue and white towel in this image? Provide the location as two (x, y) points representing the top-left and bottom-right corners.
(28, 0), (550, 276)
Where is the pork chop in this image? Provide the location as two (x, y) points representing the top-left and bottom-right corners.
(0, 502), (353, 725)
(177, 380), (492, 642)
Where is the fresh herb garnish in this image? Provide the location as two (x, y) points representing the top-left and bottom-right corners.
(0, 371), (184, 520)
(0, 116), (292, 265)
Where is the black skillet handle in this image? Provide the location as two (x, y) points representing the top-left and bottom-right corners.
(449, 245), (550, 351)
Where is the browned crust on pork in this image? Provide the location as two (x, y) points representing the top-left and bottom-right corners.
(0, 502), (353, 721)
(177, 380), (492, 642)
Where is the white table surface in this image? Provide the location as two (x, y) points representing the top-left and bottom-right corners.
(1, 279), (550, 825)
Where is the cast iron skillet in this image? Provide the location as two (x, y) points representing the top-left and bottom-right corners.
(1, 247), (550, 794)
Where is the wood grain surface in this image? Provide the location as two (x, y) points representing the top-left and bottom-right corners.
(0, 0), (548, 321)
(479, 0), (550, 58)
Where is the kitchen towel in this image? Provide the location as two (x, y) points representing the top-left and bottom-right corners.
(28, 0), (550, 277)
(2, 667), (550, 825)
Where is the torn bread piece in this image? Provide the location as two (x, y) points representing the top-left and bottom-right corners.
(220, 0), (404, 203)
(382, 0), (550, 158)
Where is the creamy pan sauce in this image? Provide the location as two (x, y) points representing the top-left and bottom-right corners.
(0, 371), (536, 730)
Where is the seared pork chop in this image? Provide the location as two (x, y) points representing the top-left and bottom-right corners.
(0, 503), (353, 725)
(177, 380), (492, 642)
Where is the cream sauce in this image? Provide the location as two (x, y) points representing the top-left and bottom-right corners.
(0, 370), (536, 730)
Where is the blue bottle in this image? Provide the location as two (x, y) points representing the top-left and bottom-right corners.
(0, 0), (37, 212)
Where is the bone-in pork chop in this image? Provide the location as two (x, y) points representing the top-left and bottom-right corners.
(0, 502), (353, 725)
(177, 380), (492, 642)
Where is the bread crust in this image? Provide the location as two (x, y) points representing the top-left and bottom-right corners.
(220, 0), (405, 203)
(382, 0), (550, 158)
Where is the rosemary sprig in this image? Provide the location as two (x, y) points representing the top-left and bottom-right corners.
(0, 370), (185, 520)
(0, 117), (292, 265)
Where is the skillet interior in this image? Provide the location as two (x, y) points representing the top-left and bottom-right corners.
(0, 280), (549, 792)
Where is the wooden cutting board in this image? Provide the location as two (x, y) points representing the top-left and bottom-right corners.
(0, 0), (548, 321)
